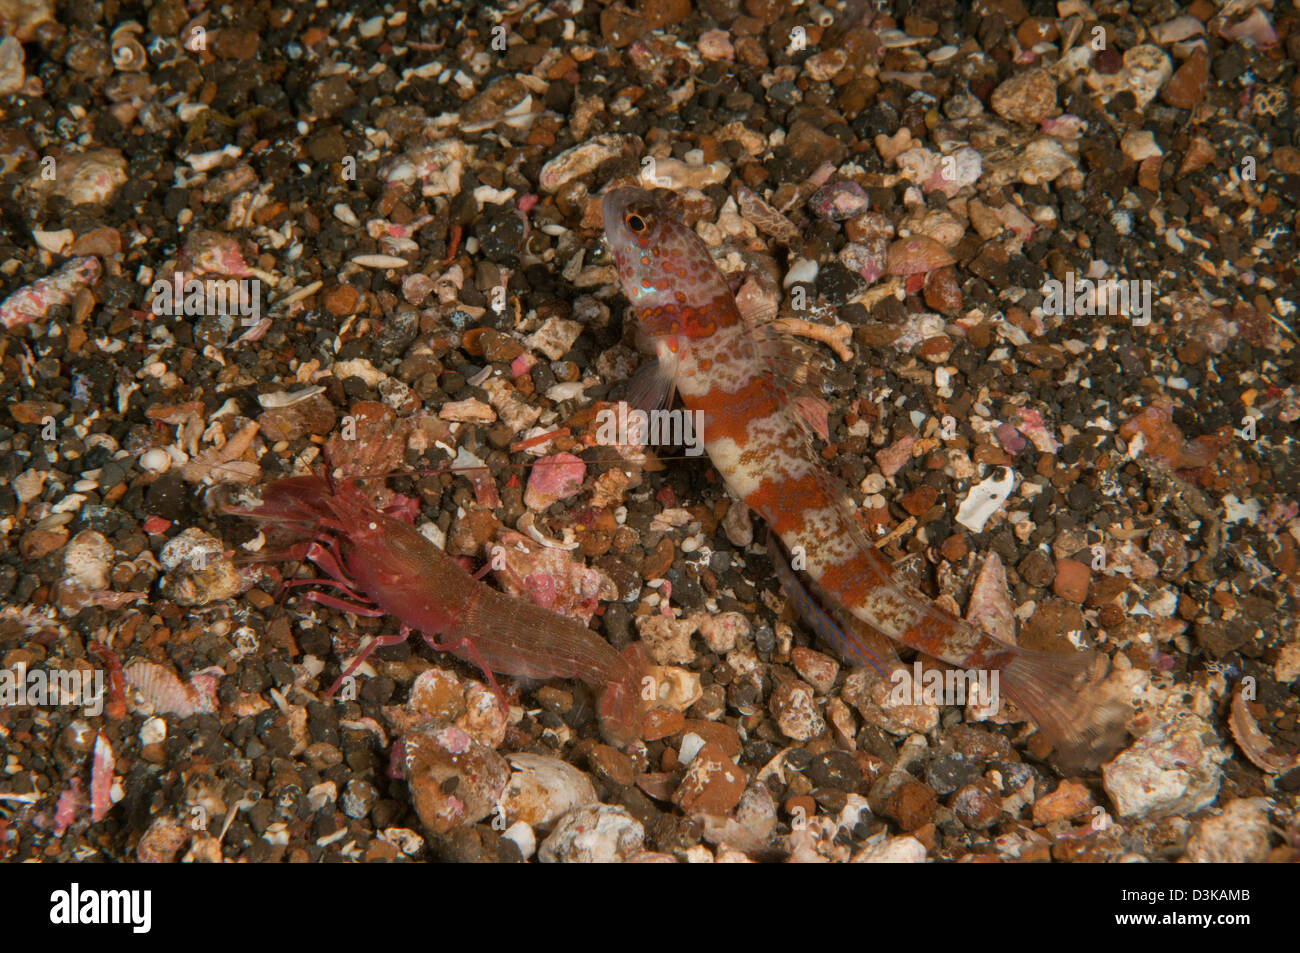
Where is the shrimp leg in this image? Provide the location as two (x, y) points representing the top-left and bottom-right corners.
(277, 577), (367, 600)
(326, 631), (413, 698)
(417, 628), (511, 711)
(302, 591), (388, 617)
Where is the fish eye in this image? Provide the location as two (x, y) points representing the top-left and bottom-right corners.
(625, 212), (648, 232)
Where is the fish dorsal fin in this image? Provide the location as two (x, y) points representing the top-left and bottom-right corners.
(732, 276), (839, 443)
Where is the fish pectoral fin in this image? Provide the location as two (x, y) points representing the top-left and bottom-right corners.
(627, 357), (678, 413)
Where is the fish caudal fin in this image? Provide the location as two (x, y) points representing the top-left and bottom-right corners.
(998, 648), (1129, 771)
(597, 645), (649, 749)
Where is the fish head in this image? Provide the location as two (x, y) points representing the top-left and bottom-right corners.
(601, 186), (739, 339)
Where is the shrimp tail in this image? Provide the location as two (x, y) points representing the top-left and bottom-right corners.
(997, 648), (1129, 771)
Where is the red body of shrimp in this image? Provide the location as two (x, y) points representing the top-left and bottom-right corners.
(227, 474), (646, 748)
(603, 186), (1125, 767)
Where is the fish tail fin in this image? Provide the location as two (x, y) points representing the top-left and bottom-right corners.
(998, 648), (1129, 770)
(597, 644), (649, 749)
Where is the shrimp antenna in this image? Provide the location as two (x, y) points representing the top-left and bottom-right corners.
(321, 443), (338, 495)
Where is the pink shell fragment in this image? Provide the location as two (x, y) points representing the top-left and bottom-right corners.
(491, 530), (614, 623)
(511, 352), (537, 379)
(0, 256), (100, 329)
(179, 230), (251, 277)
(1016, 408), (1060, 454)
(524, 452), (586, 510)
(90, 732), (114, 822)
(1222, 9), (1277, 47)
(875, 434), (916, 478)
(1040, 114), (1086, 139)
(966, 552), (1015, 644)
(996, 422), (1026, 455)
(53, 778), (87, 836)
(123, 660), (220, 717)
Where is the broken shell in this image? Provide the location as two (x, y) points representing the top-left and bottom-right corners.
(810, 181), (871, 221)
(886, 236), (955, 275)
(124, 661), (218, 717)
(63, 530), (114, 591)
(109, 22), (148, 72)
(257, 385), (326, 409)
(1229, 685), (1300, 774)
(32, 228), (73, 254)
(0, 37), (25, 96)
(500, 753), (598, 829)
(140, 448), (171, 473)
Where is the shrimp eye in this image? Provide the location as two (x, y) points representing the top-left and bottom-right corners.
(625, 212), (648, 233)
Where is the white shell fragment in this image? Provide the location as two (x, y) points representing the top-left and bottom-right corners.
(955, 468), (1016, 532)
(351, 254), (411, 269)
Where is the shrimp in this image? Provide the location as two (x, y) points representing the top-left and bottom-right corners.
(225, 472), (646, 748)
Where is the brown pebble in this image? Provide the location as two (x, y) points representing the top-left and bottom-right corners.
(1162, 51), (1208, 110)
(323, 283), (359, 317)
(589, 743), (637, 788)
(786, 120), (848, 167)
(784, 794), (816, 825)
(1020, 600), (1086, 653)
(923, 267), (962, 314)
(673, 741), (746, 815)
(902, 15), (937, 37)
(640, 538), (675, 579)
(1052, 558), (1091, 603)
(1177, 340), (1207, 364)
(917, 334), (954, 363)
(940, 534), (967, 562)
(1137, 156), (1162, 192)
(480, 329), (524, 363)
(900, 485), (939, 516)
(1178, 137), (1216, 176)
(21, 526), (68, 560)
(951, 779), (1001, 830)
(990, 69), (1057, 125)
(681, 718), (742, 759)
(642, 706), (686, 741)
(1018, 549), (1056, 588)
(790, 647), (840, 696)
(1016, 17), (1058, 47)
(884, 779), (937, 832)
(1032, 779), (1095, 826)
(1273, 147), (1300, 175)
